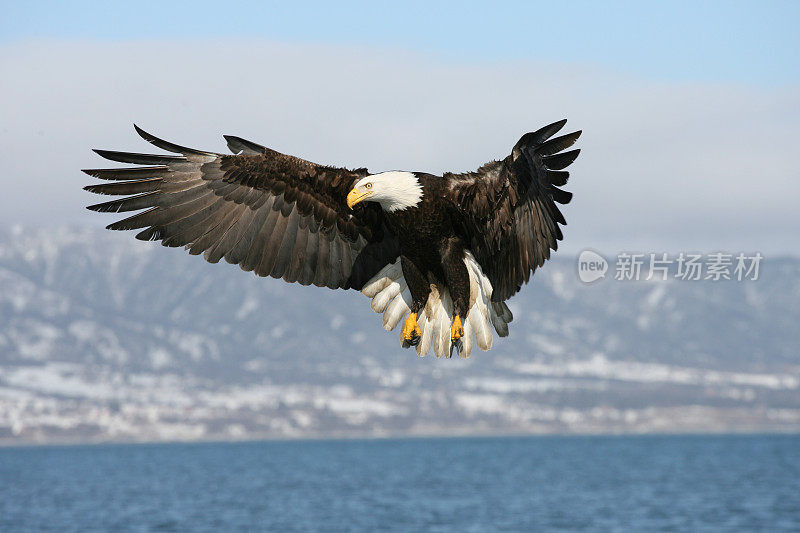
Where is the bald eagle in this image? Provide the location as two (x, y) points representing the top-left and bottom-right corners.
(84, 120), (580, 358)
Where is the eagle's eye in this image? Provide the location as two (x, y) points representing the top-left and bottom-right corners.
(365, 183), (372, 189)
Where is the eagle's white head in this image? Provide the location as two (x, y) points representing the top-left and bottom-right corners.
(347, 171), (423, 212)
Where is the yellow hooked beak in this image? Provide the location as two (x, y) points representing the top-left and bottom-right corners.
(346, 188), (372, 210)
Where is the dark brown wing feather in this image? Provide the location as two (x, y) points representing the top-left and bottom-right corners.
(83, 126), (398, 290)
(446, 119), (581, 301)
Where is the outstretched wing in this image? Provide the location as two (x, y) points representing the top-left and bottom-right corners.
(83, 126), (399, 290)
(446, 119), (581, 301)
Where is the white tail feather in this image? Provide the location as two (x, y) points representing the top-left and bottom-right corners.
(362, 262), (403, 299)
(362, 275), (392, 298)
(415, 308), (433, 356)
(382, 287), (411, 330)
(469, 294), (493, 351)
(362, 251), (512, 357)
(461, 311), (474, 357)
(371, 277), (406, 313)
(434, 290), (452, 358)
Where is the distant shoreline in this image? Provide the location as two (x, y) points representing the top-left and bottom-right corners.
(4, 429), (800, 449)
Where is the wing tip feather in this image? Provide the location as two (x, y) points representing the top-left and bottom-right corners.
(223, 135), (267, 155)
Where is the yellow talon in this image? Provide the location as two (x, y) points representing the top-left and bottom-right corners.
(402, 312), (421, 347)
(451, 315), (463, 342)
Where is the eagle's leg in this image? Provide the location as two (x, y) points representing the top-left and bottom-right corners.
(441, 242), (470, 354)
(400, 256), (429, 348)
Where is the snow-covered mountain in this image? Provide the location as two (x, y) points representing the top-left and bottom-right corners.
(1, 227), (798, 443)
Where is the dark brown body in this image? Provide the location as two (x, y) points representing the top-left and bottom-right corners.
(385, 173), (471, 317)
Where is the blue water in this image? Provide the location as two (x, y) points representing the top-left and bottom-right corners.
(1, 435), (798, 532)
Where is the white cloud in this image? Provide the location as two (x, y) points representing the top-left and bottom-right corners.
(1, 40), (797, 254)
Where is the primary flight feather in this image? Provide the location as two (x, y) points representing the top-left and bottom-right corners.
(84, 120), (581, 358)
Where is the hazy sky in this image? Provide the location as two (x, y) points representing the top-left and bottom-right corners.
(1, 1), (798, 255)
